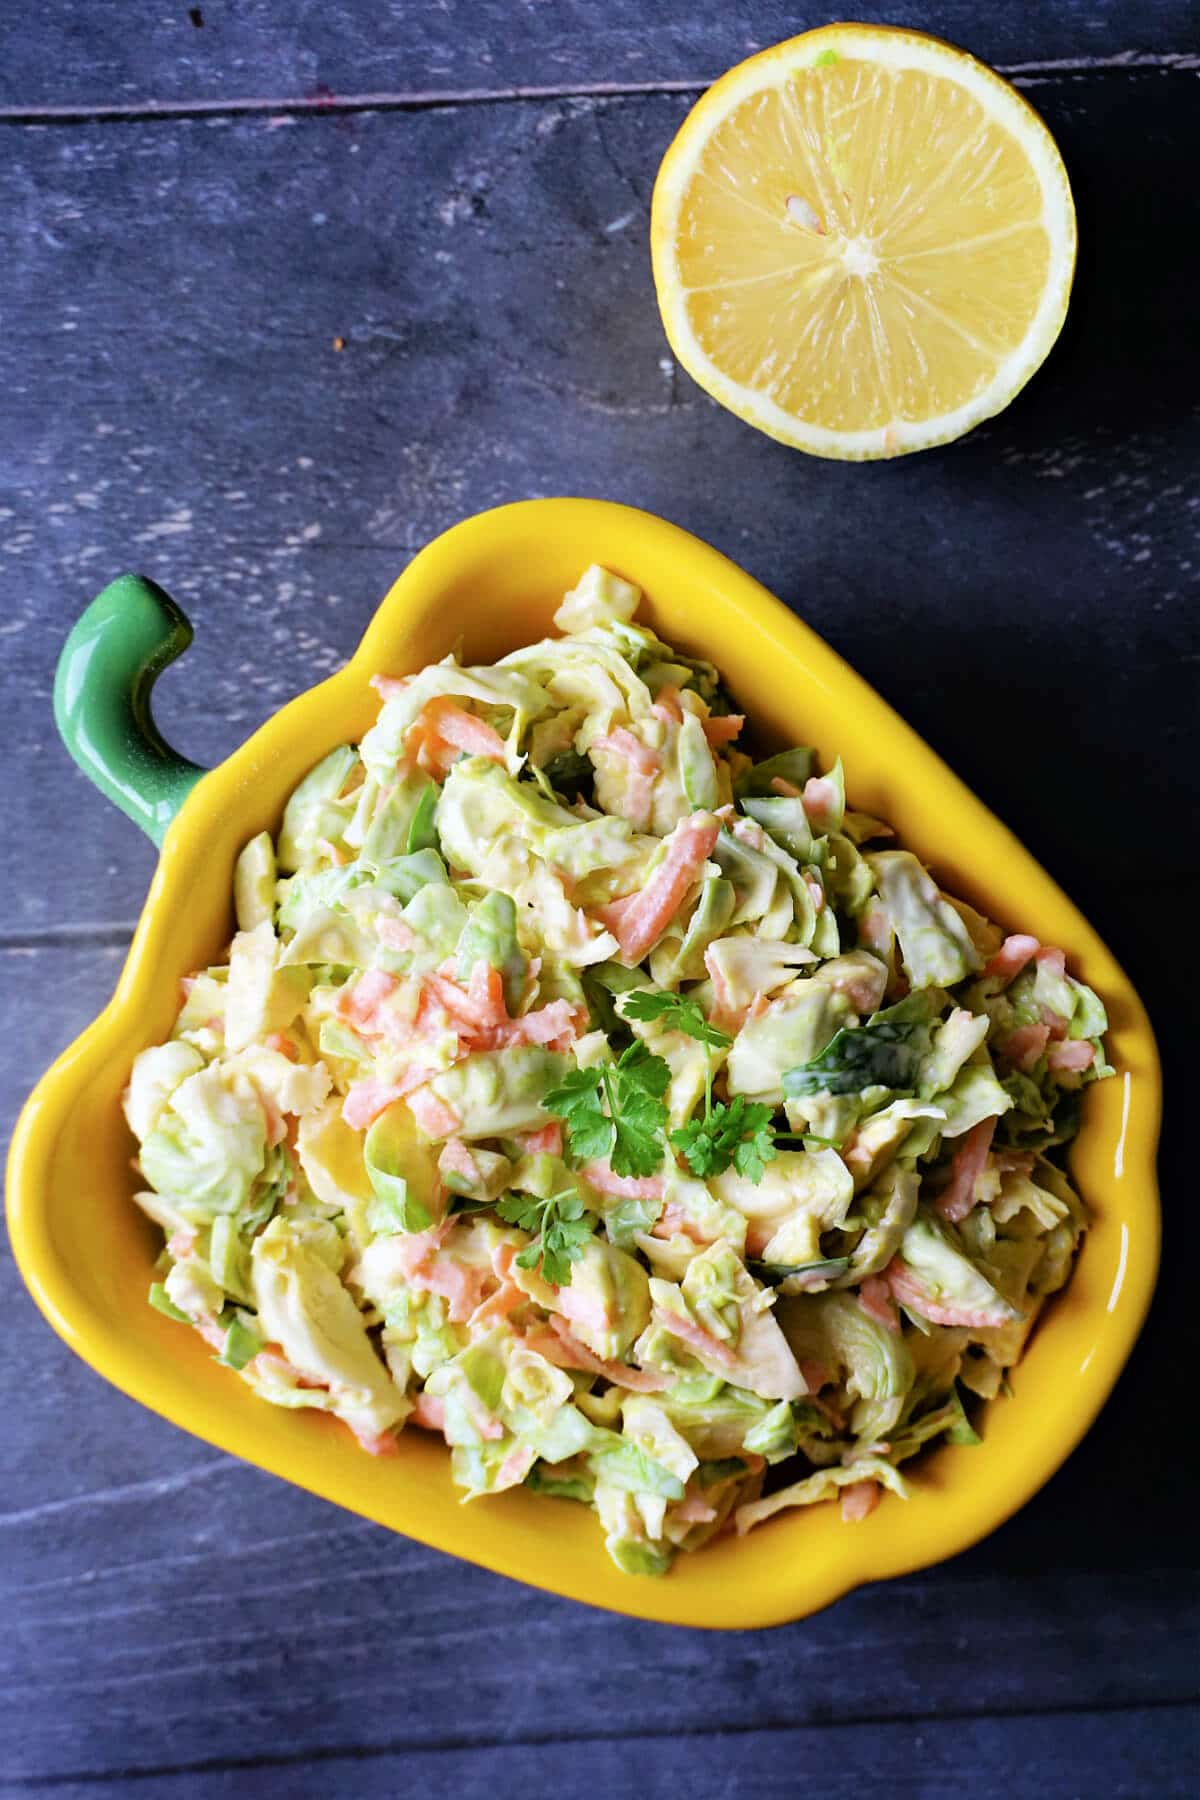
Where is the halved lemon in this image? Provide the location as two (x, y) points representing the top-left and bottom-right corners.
(651, 24), (1076, 459)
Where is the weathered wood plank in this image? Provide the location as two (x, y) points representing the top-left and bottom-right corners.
(4, 1444), (1198, 1780)
(22, 1707), (1200, 1798)
(2, 74), (1197, 940)
(1, 3), (1195, 112)
(3, 64), (1198, 1792)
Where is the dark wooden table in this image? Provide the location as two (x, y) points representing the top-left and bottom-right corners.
(3, 6), (1198, 1794)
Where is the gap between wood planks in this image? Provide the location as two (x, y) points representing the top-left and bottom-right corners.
(0, 925), (137, 952)
(8, 1696), (1199, 1788)
(0, 50), (1196, 125)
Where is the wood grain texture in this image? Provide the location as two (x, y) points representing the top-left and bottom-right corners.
(3, 29), (1199, 1796)
(20, 1709), (1200, 1798)
(3, 73), (1198, 939)
(4, 1154), (1199, 1786)
(1, 2), (1196, 112)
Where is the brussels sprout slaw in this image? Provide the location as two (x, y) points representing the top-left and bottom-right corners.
(127, 564), (1112, 1574)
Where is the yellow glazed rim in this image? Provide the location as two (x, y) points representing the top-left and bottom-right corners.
(7, 499), (1161, 1628)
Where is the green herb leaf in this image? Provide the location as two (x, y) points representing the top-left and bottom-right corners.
(607, 1043), (671, 1177)
(671, 1095), (778, 1182)
(732, 1111), (778, 1182)
(541, 1067), (615, 1164)
(543, 1042), (671, 1180)
(614, 1039), (672, 1097)
(621, 989), (732, 1049)
(496, 1189), (596, 1287)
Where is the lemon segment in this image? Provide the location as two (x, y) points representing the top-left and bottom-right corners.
(651, 25), (1076, 458)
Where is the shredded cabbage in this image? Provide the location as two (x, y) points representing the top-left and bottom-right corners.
(124, 564), (1109, 1576)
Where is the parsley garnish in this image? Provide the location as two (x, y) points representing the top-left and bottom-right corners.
(621, 989), (732, 1049)
(548, 988), (779, 1186)
(496, 1189), (595, 1288)
(619, 987), (779, 1182)
(542, 1041), (671, 1178)
(671, 1094), (778, 1182)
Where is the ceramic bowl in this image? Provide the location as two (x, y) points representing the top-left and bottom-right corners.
(6, 499), (1161, 1627)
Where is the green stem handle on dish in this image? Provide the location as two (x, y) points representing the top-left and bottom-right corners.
(53, 573), (208, 847)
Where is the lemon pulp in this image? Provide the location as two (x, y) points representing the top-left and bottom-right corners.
(652, 29), (1076, 458)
